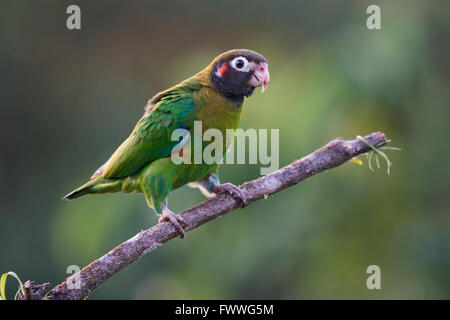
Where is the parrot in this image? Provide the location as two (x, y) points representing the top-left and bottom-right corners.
(63, 49), (270, 238)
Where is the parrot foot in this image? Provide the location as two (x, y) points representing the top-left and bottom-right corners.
(159, 204), (187, 238)
(214, 183), (248, 208)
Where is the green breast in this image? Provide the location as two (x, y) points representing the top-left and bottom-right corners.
(171, 87), (243, 189)
(195, 86), (243, 139)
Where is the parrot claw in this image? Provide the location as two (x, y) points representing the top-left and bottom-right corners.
(159, 206), (187, 238)
(214, 183), (248, 208)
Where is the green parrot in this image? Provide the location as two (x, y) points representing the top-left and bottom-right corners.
(64, 49), (270, 237)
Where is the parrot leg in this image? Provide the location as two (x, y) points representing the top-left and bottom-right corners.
(158, 202), (187, 238)
(187, 174), (217, 198)
(214, 183), (248, 207)
(190, 172), (248, 207)
(139, 158), (186, 238)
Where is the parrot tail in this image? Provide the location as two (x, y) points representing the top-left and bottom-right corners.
(63, 176), (122, 200)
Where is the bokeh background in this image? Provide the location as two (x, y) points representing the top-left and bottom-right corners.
(1, 0), (449, 299)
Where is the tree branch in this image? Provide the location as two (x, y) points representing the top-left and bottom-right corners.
(22, 131), (387, 300)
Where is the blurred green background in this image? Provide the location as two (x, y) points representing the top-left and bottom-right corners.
(1, 0), (449, 299)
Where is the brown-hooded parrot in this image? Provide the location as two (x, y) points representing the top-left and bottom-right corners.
(64, 49), (270, 237)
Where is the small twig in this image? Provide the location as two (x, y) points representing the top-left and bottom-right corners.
(17, 282), (52, 300)
(20, 131), (387, 300)
(357, 135), (400, 175)
(23, 281), (32, 300)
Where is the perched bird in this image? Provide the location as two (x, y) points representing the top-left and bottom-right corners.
(64, 49), (270, 237)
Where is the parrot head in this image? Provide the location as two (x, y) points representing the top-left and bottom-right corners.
(206, 49), (270, 101)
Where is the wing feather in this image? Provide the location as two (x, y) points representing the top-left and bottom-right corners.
(97, 95), (196, 179)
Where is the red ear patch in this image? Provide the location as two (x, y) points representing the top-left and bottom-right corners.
(218, 63), (228, 76)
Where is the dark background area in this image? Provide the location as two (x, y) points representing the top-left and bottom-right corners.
(1, 0), (449, 299)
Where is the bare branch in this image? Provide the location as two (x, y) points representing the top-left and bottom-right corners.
(23, 131), (387, 300)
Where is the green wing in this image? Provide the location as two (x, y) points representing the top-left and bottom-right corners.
(99, 91), (197, 179)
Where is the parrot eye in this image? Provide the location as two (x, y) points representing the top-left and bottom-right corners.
(231, 56), (250, 72)
(235, 59), (245, 69)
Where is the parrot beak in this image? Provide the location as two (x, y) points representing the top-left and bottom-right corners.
(248, 62), (270, 93)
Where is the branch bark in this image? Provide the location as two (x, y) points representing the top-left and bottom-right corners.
(23, 131), (387, 300)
